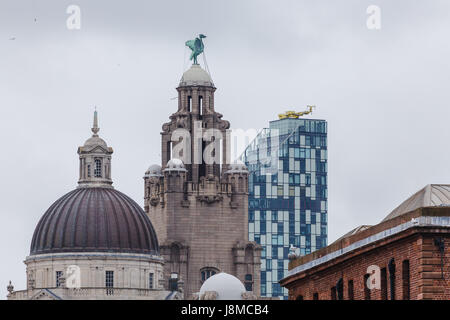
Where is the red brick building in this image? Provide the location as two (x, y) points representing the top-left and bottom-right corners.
(280, 184), (450, 300)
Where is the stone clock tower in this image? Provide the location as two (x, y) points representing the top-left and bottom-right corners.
(144, 52), (261, 298)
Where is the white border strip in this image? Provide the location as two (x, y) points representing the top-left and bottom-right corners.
(284, 216), (450, 280)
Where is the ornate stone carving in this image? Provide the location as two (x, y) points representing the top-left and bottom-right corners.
(199, 290), (218, 300)
(191, 292), (200, 300)
(150, 196), (159, 207)
(242, 292), (258, 300)
(176, 114), (188, 129)
(218, 119), (230, 130)
(7, 281), (14, 294)
(196, 195), (223, 204)
(162, 122), (171, 132)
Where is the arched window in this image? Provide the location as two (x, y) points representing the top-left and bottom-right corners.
(94, 159), (102, 177)
(238, 177), (244, 192)
(244, 274), (253, 292)
(245, 245), (254, 264)
(200, 267), (218, 283)
(170, 244), (180, 264)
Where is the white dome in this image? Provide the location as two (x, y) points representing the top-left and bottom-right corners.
(164, 158), (187, 172)
(199, 272), (245, 300)
(225, 160), (248, 174)
(145, 164), (162, 177)
(179, 64), (214, 87)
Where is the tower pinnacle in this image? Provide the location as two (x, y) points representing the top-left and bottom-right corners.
(78, 111), (113, 188)
(92, 109), (99, 136)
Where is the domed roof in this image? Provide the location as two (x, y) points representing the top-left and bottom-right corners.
(225, 160), (248, 174)
(145, 164), (162, 177)
(382, 184), (450, 222)
(179, 64), (214, 87)
(164, 158), (187, 172)
(83, 135), (108, 148)
(30, 188), (159, 256)
(199, 273), (246, 300)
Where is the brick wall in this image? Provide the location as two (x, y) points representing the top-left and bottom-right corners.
(282, 229), (450, 300)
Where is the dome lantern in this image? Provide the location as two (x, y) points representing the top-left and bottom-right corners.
(77, 110), (114, 188)
(164, 158), (187, 172)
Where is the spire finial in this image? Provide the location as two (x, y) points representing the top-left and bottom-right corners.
(92, 108), (99, 136)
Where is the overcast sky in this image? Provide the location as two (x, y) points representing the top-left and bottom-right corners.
(1, 0), (450, 298)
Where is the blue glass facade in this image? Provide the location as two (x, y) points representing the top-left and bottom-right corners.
(243, 118), (328, 299)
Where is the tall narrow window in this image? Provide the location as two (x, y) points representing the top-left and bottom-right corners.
(94, 159), (102, 178)
(56, 271), (63, 288)
(364, 274), (371, 300)
(388, 258), (396, 300)
(105, 271), (114, 295)
(199, 96), (203, 115)
(87, 164), (91, 178)
(169, 273), (178, 291)
(336, 278), (344, 300)
(187, 96), (192, 112)
(244, 274), (253, 292)
(381, 268), (387, 300)
(331, 287), (337, 300)
(348, 280), (354, 300)
(402, 260), (410, 300)
(149, 273), (154, 289)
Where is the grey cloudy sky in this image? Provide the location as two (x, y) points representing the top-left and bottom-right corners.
(1, 0), (450, 298)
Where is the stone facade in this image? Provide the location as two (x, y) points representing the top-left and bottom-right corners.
(280, 206), (450, 300)
(8, 252), (170, 300)
(144, 64), (261, 298)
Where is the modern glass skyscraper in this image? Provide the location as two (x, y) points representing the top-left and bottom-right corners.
(243, 117), (328, 299)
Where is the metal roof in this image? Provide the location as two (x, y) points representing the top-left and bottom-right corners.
(382, 184), (450, 222)
(30, 187), (159, 255)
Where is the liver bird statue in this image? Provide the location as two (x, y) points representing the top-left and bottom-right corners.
(185, 34), (206, 65)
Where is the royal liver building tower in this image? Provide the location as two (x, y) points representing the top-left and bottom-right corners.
(144, 35), (261, 298)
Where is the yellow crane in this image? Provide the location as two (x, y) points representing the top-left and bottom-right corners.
(278, 105), (316, 119)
